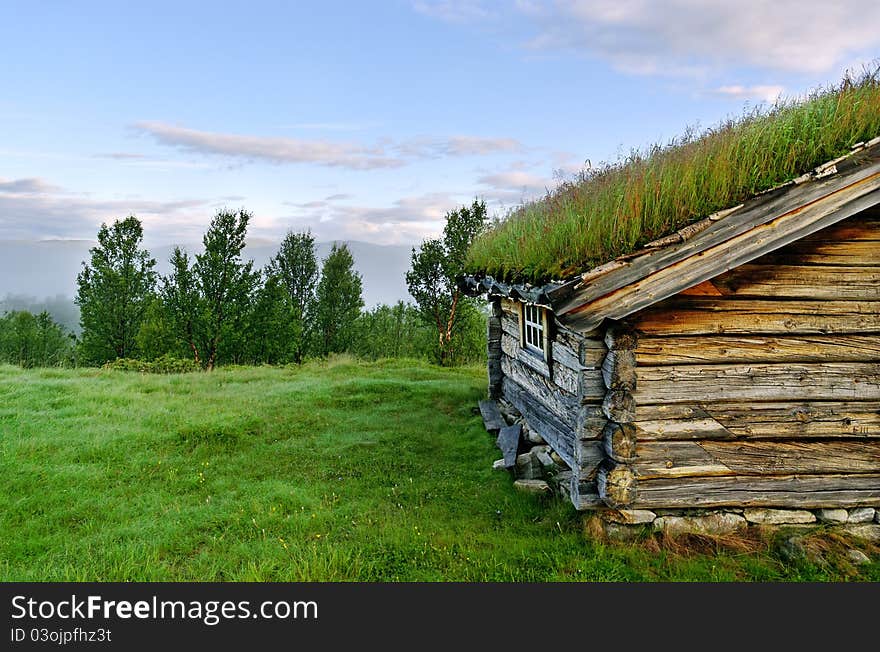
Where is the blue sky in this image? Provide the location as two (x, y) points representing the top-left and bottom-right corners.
(1, 0), (878, 246)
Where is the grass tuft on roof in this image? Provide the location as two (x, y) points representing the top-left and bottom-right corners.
(466, 66), (880, 284)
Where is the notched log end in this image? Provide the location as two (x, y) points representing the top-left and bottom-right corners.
(604, 322), (639, 351)
(603, 422), (638, 463)
(598, 462), (639, 509)
(602, 389), (637, 423)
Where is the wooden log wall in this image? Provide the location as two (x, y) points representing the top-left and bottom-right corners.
(487, 298), (502, 399)
(498, 298), (609, 508)
(595, 322), (640, 508)
(599, 210), (880, 509)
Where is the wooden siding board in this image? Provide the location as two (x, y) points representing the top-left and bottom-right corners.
(630, 440), (880, 479)
(629, 473), (880, 509)
(634, 362), (880, 404)
(636, 334), (880, 365)
(632, 298), (880, 335)
(632, 401), (880, 440)
(502, 377), (575, 468)
(500, 355), (579, 426)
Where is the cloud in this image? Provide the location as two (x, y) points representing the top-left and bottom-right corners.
(134, 121), (404, 170)
(276, 192), (467, 245)
(445, 136), (523, 156)
(713, 84), (786, 103)
(478, 170), (549, 193)
(324, 193), (353, 201)
(0, 177), (62, 194)
(418, 1), (880, 78)
(395, 135), (523, 158)
(532, 1), (880, 76)
(0, 177), (211, 241)
(134, 121), (524, 169)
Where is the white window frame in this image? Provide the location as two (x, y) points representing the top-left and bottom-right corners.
(520, 303), (549, 360)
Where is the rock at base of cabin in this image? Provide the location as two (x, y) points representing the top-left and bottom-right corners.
(524, 425), (545, 445)
(847, 549), (871, 565)
(654, 512), (747, 536)
(601, 509), (657, 525)
(513, 479), (551, 495)
(549, 451), (566, 468)
(515, 452), (542, 480)
(842, 524), (880, 543)
(498, 402), (521, 425)
(492, 459), (509, 471)
(743, 509), (816, 525)
(778, 536), (805, 563)
(533, 447), (557, 472)
(847, 507), (876, 524)
(602, 522), (648, 542)
(875, 510), (880, 524)
(816, 508), (849, 524)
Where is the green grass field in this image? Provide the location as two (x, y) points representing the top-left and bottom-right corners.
(1, 359), (877, 581)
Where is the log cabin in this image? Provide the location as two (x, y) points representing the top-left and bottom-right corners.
(463, 137), (880, 514)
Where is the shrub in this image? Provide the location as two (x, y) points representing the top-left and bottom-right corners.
(102, 355), (200, 374)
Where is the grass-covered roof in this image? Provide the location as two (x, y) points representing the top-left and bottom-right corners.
(465, 69), (880, 285)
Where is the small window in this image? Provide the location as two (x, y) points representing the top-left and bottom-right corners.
(522, 304), (545, 358)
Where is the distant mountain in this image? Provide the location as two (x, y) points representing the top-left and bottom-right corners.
(0, 239), (415, 327)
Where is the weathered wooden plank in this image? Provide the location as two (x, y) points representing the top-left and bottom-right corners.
(602, 389), (636, 423)
(502, 377), (575, 467)
(552, 361), (579, 395)
(633, 298), (880, 335)
(635, 334), (880, 365)
(575, 439), (606, 479)
(501, 313), (520, 340)
(603, 422), (638, 463)
(551, 340), (583, 371)
(554, 318), (603, 343)
(633, 401), (880, 440)
(711, 265), (880, 300)
(553, 324), (581, 353)
(487, 304), (503, 399)
(602, 350), (637, 390)
(800, 210), (880, 242)
(631, 440), (880, 479)
(582, 345), (609, 371)
(576, 404), (608, 440)
(496, 424), (521, 468)
(635, 362), (880, 404)
(758, 240), (880, 266)
(558, 161), (880, 330)
(630, 473), (880, 509)
(501, 333), (551, 378)
(570, 475), (604, 510)
(501, 354), (582, 427)
(578, 368), (607, 405)
(479, 399), (506, 432)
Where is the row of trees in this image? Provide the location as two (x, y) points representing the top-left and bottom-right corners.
(75, 209), (368, 368)
(0, 310), (74, 368)
(61, 200), (490, 370)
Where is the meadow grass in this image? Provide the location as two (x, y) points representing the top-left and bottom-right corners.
(466, 67), (880, 284)
(1, 359), (877, 581)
